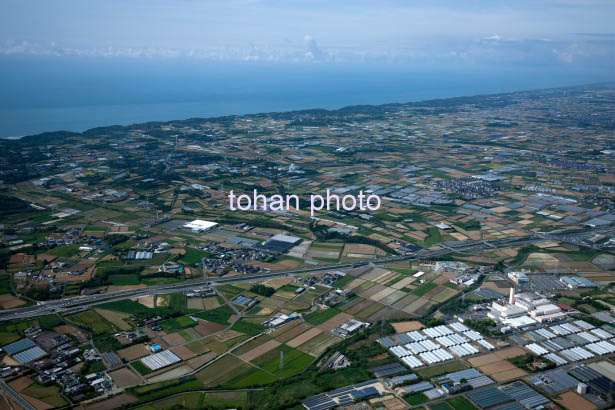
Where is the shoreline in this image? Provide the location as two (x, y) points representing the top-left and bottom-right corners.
(1, 81), (610, 141)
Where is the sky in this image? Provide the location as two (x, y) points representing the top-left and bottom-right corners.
(1, 0), (614, 68)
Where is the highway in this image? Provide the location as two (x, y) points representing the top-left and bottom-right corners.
(0, 380), (37, 410)
(0, 225), (612, 322)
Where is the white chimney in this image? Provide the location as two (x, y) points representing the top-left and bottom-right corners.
(509, 287), (515, 305)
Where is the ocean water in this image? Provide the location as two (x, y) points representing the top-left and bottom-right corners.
(0, 56), (613, 139)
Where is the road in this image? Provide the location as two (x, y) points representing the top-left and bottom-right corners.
(0, 380), (37, 410)
(0, 225), (612, 322)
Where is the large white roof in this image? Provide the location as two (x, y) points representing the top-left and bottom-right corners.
(184, 219), (218, 230)
(270, 234), (301, 243)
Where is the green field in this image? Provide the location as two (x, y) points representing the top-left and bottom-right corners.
(252, 345), (315, 377)
(49, 244), (81, 257)
(0, 274), (12, 294)
(109, 274), (140, 285)
(304, 308), (340, 325)
(92, 334), (123, 352)
(430, 402), (454, 410)
(0, 319), (36, 334)
(142, 277), (182, 286)
(230, 319), (265, 336)
(446, 397), (478, 410)
(193, 305), (234, 325)
(226, 367), (278, 387)
(99, 293), (188, 318)
(141, 391), (251, 409)
(180, 248), (211, 265)
(216, 284), (245, 297)
(68, 310), (116, 334)
(22, 382), (68, 407)
(160, 315), (197, 331)
(331, 275), (354, 288)
(0, 332), (20, 345)
(412, 282), (438, 297)
(406, 393), (429, 405)
(131, 378), (203, 402)
(84, 225), (108, 232)
(132, 360), (153, 375)
(37, 315), (64, 329)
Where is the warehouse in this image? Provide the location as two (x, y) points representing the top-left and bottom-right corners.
(183, 219), (218, 233)
(255, 233), (302, 254)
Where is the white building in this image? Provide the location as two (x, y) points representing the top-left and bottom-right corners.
(183, 219), (218, 233)
(488, 290), (566, 328)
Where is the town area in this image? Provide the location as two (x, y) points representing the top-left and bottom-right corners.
(1, 84), (615, 409)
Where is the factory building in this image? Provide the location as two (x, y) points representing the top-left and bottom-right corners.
(508, 271), (529, 284)
(488, 289), (567, 328)
(183, 219), (218, 233)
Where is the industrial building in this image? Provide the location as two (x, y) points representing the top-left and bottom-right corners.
(488, 289), (567, 328)
(263, 313), (298, 328)
(560, 276), (598, 289)
(334, 319), (368, 337)
(255, 234), (302, 254)
(183, 219), (218, 233)
(508, 271), (529, 284)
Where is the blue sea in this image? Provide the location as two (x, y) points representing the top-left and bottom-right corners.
(1, 56), (613, 139)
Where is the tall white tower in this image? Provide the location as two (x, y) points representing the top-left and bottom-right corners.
(509, 287), (516, 305)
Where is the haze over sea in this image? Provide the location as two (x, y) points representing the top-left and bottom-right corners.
(1, 56), (613, 139)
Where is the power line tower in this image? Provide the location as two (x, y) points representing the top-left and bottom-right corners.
(279, 351), (284, 370)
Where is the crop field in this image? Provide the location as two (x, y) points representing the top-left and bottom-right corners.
(225, 367), (278, 388)
(446, 397), (478, 410)
(181, 248), (210, 265)
(252, 345), (314, 377)
(22, 382), (68, 408)
(230, 319), (265, 336)
(110, 368), (142, 388)
(355, 302), (385, 319)
(0, 331), (20, 345)
(193, 305), (234, 324)
(195, 355), (244, 385)
(109, 274), (140, 285)
(178, 328), (201, 342)
(202, 297), (221, 310)
(185, 339), (211, 355)
(194, 321), (227, 337)
(431, 287), (459, 303)
(240, 339), (281, 362)
(233, 335), (272, 356)
(148, 391), (251, 410)
(430, 402), (454, 410)
(304, 308), (341, 325)
(118, 344), (149, 361)
(412, 282), (438, 296)
(286, 327), (322, 347)
(68, 310), (117, 334)
(161, 316), (197, 332)
(95, 308), (131, 330)
(297, 332), (341, 357)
